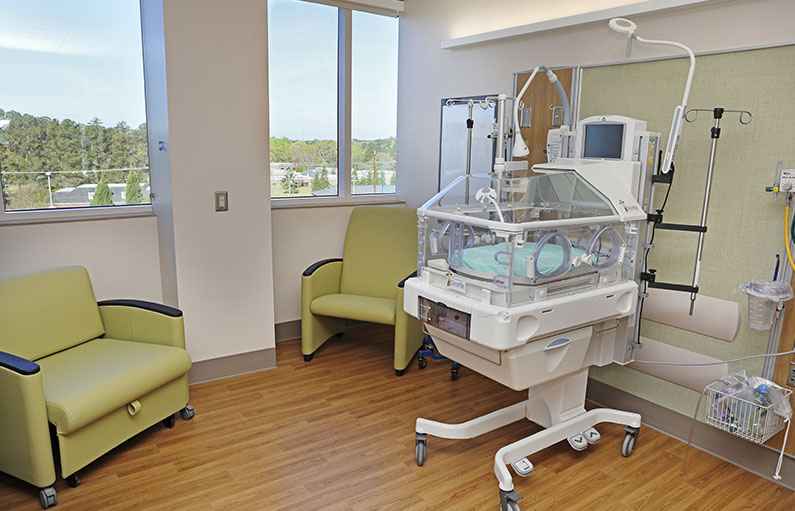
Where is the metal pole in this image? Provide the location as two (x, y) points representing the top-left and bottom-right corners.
(46, 172), (53, 207)
(689, 113), (722, 314)
(465, 100), (474, 205)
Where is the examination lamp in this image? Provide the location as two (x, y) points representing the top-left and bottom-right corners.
(608, 17), (695, 175)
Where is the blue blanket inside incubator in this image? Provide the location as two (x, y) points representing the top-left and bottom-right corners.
(461, 243), (585, 279)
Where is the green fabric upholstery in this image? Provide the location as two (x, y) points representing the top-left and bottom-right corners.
(38, 338), (192, 435)
(0, 266), (104, 361)
(301, 206), (424, 372)
(311, 294), (397, 325)
(340, 207), (418, 299)
(0, 266), (192, 500)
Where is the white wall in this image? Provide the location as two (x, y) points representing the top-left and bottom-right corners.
(0, 216), (163, 302)
(163, 0), (276, 362)
(271, 207), (354, 323)
(396, 0), (795, 207)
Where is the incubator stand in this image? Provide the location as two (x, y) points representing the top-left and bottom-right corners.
(403, 161), (647, 511)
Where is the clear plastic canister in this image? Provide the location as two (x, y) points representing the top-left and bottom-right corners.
(744, 281), (794, 330)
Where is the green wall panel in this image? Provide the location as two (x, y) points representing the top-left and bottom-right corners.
(580, 45), (795, 415)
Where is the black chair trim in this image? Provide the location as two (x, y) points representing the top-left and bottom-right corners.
(0, 351), (40, 375)
(98, 299), (183, 318)
(303, 258), (343, 277)
(398, 271), (418, 288)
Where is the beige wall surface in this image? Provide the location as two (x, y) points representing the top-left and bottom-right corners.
(0, 216), (163, 302)
(396, 0), (795, 207)
(163, 0), (276, 362)
(271, 207), (354, 323)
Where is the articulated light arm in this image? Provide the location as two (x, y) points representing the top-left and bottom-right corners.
(609, 18), (695, 174)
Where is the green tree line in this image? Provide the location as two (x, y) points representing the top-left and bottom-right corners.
(0, 109), (150, 209)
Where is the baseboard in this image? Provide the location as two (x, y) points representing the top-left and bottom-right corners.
(587, 379), (794, 490)
(274, 319), (370, 342)
(188, 347), (276, 385)
(275, 319), (301, 342)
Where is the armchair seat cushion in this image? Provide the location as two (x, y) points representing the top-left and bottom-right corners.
(37, 338), (192, 435)
(310, 294), (396, 325)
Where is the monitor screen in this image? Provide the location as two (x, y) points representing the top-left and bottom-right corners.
(583, 123), (624, 159)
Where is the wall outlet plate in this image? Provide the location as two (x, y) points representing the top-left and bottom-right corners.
(215, 191), (228, 212)
(788, 361), (795, 387)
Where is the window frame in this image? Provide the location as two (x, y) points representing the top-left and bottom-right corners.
(269, 5), (400, 209)
(0, 0), (156, 225)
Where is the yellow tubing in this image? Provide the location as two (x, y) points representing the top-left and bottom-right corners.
(786, 205), (795, 272)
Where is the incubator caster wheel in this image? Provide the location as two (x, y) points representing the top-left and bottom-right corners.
(180, 404), (195, 420)
(39, 487), (57, 509)
(162, 414), (176, 429)
(622, 426), (639, 457)
(499, 489), (523, 511)
(450, 365), (459, 381)
(415, 433), (427, 466)
(303, 354), (314, 362)
(65, 473), (80, 488)
(418, 357), (427, 370)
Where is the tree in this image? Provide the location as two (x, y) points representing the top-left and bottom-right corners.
(281, 169), (300, 195)
(311, 167), (330, 192)
(125, 169), (145, 204)
(90, 176), (114, 206)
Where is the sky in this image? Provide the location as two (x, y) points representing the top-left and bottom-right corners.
(268, 0), (398, 141)
(0, 0), (398, 139)
(0, 0), (147, 127)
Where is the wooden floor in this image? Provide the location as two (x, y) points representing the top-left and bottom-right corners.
(1, 324), (794, 510)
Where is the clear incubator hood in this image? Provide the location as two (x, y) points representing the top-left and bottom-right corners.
(416, 163), (646, 308)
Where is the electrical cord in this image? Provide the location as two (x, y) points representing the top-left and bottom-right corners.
(786, 204), (795, 272)
(631, 348), (795, 366)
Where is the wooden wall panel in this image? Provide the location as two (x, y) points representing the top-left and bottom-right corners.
(514, 67), (573, 171)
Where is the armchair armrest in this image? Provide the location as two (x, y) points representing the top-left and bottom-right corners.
(98, 300), (186, 349)
(0, 350), (40, 375)
(303, 258), (343, 277)
(0, 354), (56, 487)
(302, 259), (343, 301)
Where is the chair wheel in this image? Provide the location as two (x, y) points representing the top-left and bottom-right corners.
(39, 487), (57, 509)
(162, 414), (176, 429)
(66, 473), (80, 488)
(303, 354), (313, 362)
(180, 404), (195, 420)
(395, 369), (405, 377)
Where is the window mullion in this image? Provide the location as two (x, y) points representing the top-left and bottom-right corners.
(338, 8), (352, 198)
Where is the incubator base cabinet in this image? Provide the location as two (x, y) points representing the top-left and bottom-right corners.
(403, 158), (647, 510)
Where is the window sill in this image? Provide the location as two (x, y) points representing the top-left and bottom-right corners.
(0, 204), (155, 226)
(270, 194), (405, 210)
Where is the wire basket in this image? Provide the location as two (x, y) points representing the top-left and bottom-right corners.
(704, 380), (792, 444)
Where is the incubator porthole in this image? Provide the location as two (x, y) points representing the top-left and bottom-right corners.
(531, 231), (573, 280)
(586, 226), (623, 269)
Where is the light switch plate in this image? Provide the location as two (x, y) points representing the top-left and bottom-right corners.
(215, 191), (228, 212)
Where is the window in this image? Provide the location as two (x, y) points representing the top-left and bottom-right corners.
(0, 0), (150, 216)
(351, 11), (398, 195)
(267, 0), (399, 203)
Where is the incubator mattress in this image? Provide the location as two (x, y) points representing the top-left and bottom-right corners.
(461, 243), (585, 279)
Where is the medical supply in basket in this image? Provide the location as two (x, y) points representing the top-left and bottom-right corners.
(683, 369), (793, 481)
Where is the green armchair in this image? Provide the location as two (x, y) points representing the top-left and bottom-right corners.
(0, 266), (194, 509)
(301, 206), (424, 375)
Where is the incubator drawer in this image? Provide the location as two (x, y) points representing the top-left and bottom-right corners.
(419, 297), (471, 339)
(426, 324), (595, 391)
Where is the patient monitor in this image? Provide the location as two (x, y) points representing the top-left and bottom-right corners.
(404, 112), (659, 511)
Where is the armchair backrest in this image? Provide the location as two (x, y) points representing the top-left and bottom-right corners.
(339, 206), (418, 300)
(0, 266), (105, 361)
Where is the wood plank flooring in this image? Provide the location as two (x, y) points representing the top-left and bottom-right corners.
(1, 324), (793, 510)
